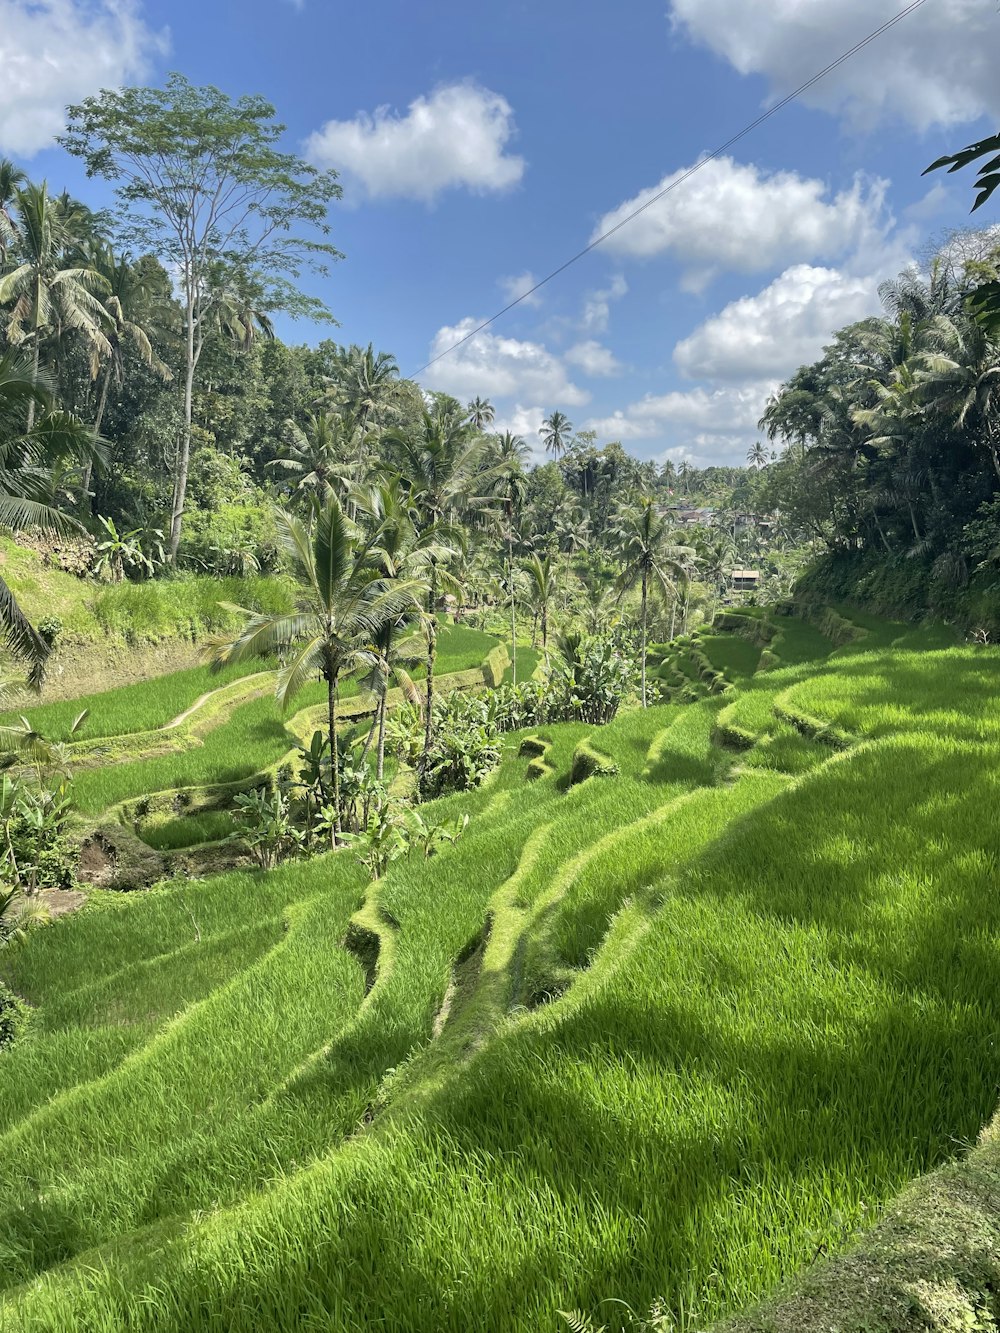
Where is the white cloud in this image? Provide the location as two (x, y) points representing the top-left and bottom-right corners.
(587, 382), (771, 441)
(674, 264), (881, 382)
(422, 317), (589, 408)
(306, 82), (524, 203)
(0, 0), (166, 156)
(581, 274), (628, 332)
(493, 405), (549, 459)
(498, 271), (542, 308)
(592, 157), (889, 284)
(668, 0), (1000, 131)
(565, 340), (623, 377)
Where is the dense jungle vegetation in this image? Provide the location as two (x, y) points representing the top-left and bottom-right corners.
(3, 74), (1000, 1333)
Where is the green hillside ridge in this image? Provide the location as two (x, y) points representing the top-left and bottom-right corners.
(2, 607), (999, 1332)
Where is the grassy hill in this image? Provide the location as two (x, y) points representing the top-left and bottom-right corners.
(2, 607), (999, 1332)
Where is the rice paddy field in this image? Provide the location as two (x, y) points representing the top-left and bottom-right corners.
(2, 605), (999, 1332)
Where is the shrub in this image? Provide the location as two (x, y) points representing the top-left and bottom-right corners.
(547, 633), (637, 725)
(0, 981), (29, 1051)
(0, 774), (75, 893)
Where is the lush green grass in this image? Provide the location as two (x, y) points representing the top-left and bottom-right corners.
(504, 644), (542, 683)
(68, 694), (294, 814)
(3, 657), (274, 742)
(141, 810), (239, 850)
(56, 623), (501, 816)
(89, 574), (298, 642)
(698, 632), (761, 680)
(2, 610), (999, 1331)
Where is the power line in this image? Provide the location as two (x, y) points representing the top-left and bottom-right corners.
(410, 0), (931, 380)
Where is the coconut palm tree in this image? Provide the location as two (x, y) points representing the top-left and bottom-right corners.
(383, 411), (485, 772)
(358, 477), (448, 781)
(467, 396), (495, 431)
(0, 348), (103, 682)
(489, 451), (528, 685)
(522, 552), (555, 660)
(540, 410), (573, 460)
(697, 532), (736, 622)
(270, 411), (364, 507)
(915, 316), (1000, 481)
(616, 500), (693, 707)
(0, 158), (26, 261)
(553, 503), (591, 554)
(86, 247), (172, 438)
(0, 182), (111, 428)
(746, 441), (768, 470)
(329, 342), (400, 437)
(209, 499), (418, 842)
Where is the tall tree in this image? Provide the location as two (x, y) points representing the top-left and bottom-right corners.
(522, 552), (555, 659)
(467, 396), (495, 431)
(210, 500), (415, 841)
(384, 411), (483, 772)
(540, 410), (573, 460)
(87, 247), (171, 438)
(0, 158), (26, 261)
(616, 500), (691, 708)
(61, 74), (342, 562)
(746, 441), (768, 470)
(0, 348), (102, 681)
(490, 454), (527, 683)
(0, 182), (111, 428)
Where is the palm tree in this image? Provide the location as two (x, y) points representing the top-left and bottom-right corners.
(87, 247), (171, 437)
(329, 342), (400, 437)
(490, 430), (529, 466)
(0, 158), (26, 261)
(540, 411), (573, 460)
(0, 348), (102, 682)
(209, 500), (417, 842)
(697, 532), (736, 622)
(467, 397), (495, 431)
(915, 317), (1000, 481)
(522, 553), (555, 660)
(489, 451), (528, 685)
(0, 182), (111, 428)
(616, 500), (692, 707)
(384, 411), (484, 772)
(270, 411), (363, 507)
(746, 441), (768, 470)
(553, 503), (591, 554)
(359, 477), (445, 781)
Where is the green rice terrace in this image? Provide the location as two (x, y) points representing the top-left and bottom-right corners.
(2, 602), (1000, 1332)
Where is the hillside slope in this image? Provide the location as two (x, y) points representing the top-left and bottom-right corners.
(2, 609), (998, 1333)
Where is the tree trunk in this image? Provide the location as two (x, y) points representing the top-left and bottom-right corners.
(376, 690), (388, 782)
(669, 597), (677, 642)
(640, 567), (648, 708)
(169, 291), (198, 564)
(27, 338), (40, 431)
(422, 560), (438, 780)
(82, 367), (112, 505)
(508, 529), (517, 688)
(326, 658), (341, 845)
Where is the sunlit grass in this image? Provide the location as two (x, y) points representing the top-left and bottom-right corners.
(2, 610), (999, 1331)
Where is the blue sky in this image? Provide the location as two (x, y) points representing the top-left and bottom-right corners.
(4, 0), (1000, 465)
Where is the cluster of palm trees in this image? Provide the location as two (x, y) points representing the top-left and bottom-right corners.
(213, 402), (487, 841)
(0, 162), (176, 679)
(759, 251), (1000, 585)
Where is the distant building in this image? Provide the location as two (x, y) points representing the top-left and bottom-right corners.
(731, 569), (760, 592)
(666, 506), (716, 526)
